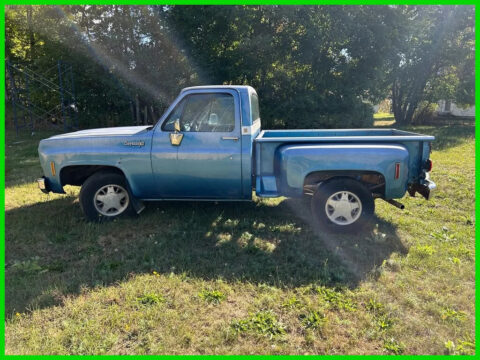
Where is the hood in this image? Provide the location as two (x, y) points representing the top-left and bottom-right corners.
(45, 126), (153, 140)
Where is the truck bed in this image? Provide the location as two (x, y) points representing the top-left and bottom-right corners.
(254, 128), (434, 198)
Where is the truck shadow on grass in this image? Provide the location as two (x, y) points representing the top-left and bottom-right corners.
(5, 196), (406, 315)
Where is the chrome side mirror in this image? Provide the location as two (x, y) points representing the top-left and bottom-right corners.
(174, 119), (181, 132)
(170, 119), (183, 146)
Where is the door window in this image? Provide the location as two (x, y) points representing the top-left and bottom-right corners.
(162, 93), (235, 132)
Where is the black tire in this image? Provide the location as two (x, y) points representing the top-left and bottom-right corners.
(311, 178), (374, 233)
(79, 171), (136, 222)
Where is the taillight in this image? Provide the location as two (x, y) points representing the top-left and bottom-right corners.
(425, 159), (433, 172)
(394, 163), (400, 179)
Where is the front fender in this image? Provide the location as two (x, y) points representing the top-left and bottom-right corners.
(275, 144), (409, 198)
(38, 135), (154, 197)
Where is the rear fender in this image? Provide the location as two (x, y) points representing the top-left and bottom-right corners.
(275, 144), (409, 198)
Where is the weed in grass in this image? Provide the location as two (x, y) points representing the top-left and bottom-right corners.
(199, 289), (226, 305)
(365, 298), (385, 314)
(410, 245), (435, 258)
(440, 307), (466, 324)
(10, 257), (46, 275)
(383, 338), (405, 354)
(282, 295), (302, 309)
(299, 310), (327, 330)
(375, 314), (395, 331)
(449, 257), (461, 265)
(448, 244), (473, 261)
(444, 338), (475, 355)
(444, 340), (455, 354)
(231, 310), (286, 339)
(137, 293), (165, 305)
(313, 286), (357, 311)
(430, 229), (456, 242)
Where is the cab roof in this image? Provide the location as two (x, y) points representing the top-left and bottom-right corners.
(181, 85), (255, 94)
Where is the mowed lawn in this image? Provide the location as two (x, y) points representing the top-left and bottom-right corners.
(4, 124), (475, 355)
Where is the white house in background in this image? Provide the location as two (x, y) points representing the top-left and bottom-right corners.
(437, 100), (475, 117)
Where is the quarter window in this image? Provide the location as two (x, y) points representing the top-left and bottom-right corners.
(251, 93), (260, 123)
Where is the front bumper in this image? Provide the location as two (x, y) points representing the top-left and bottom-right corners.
(37, 177), (51, 194)
(408, 174), (436, 200)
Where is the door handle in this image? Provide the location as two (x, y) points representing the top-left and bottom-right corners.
(222, 136), (239, 141)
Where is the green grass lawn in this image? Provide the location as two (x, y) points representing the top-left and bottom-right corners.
(4, 124), (475, 354)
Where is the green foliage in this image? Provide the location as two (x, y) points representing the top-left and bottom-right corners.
(375, 315), (395, 331)
(410, 245), (435, 259)
(6, 6), (473, 131)
(137, 293), (165, 305)
(313, 286), (357, 311)
(444, 339), (475, 355)
(11, 257), (46, 275)
(365, 298), (385, 314)
(383, 338), (405, 354)
(231, 311), (286, 338)
(391, 6), (474, 124)
(282, 296), (302, 309)
(440, 307), (466, 323)
(430, 228), (457, 242)
(198, 289), (226, 305)
(299, 310), (327, 330)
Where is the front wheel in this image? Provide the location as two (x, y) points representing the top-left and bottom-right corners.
(311, 178), (374, 233)
(79, 171), (136, 222)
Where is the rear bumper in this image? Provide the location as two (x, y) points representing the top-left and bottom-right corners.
(408, 174), (436, 200)
(37, 177), (51, 194)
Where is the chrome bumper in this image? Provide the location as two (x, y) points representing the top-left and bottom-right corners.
(408, 173), (436, 200)
(37, 177), (50, 194)
(423, 176), (437, 200)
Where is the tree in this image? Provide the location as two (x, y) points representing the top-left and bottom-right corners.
(167, 5), (404, 129)
(6, 5), (474, 130)
(391, 6), (475, 125)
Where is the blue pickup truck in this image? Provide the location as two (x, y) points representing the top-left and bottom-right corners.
(38, 85), (435, 232)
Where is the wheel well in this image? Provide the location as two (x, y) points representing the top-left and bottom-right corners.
(60, 165), (125, 187)
(303, 170), (385, 198)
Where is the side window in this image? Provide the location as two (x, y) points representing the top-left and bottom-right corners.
(162, 93), (235, 132)
(208, 94), (235, 132)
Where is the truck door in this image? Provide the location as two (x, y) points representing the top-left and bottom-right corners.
(152, 90), (243, 199)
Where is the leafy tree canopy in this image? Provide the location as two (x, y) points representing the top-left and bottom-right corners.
(5, 5), (475, 129)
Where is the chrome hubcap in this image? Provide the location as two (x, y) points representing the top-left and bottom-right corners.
(94, 184), (129, 216)
(325, 191), (362, 225)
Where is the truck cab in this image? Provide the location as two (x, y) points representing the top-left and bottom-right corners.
(148, 85), (259, 200)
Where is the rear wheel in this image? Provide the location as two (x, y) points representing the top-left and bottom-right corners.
(80, 171), (136, 222)
(311, 178), (374, 233)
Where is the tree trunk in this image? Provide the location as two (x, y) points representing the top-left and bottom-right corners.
(130, 101), (135, 125)
(27, 6), (35, 61)
(135, 94), (140, 125)
(149, 105), (157, 124)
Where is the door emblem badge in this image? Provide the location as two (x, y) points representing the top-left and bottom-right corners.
(123, 140), (145, 147)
